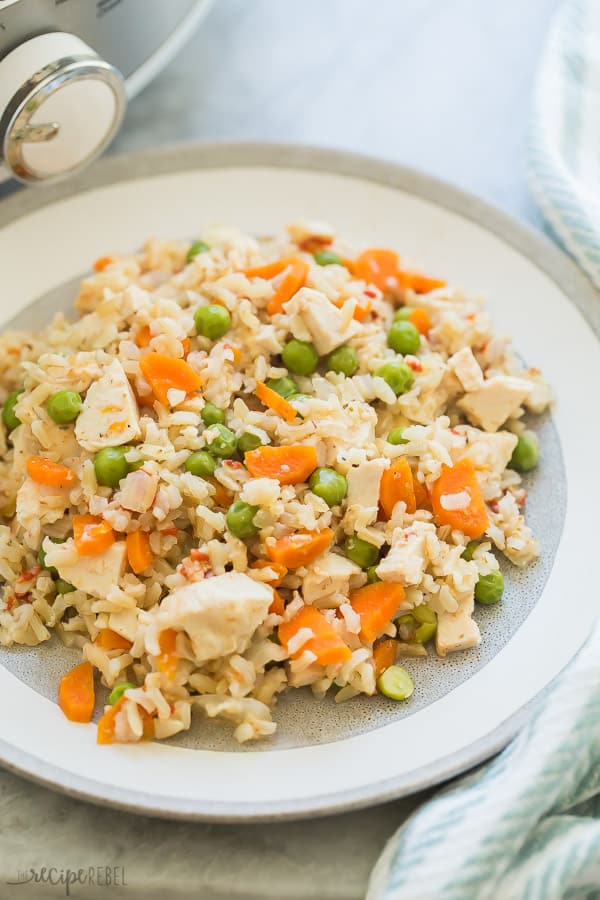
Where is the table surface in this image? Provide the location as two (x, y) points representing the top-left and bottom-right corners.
(0, 1), (560, 898)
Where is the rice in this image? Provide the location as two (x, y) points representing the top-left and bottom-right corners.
(0, 220), (551, 744)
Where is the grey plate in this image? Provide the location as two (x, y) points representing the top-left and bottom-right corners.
(0, 142), (597, 820)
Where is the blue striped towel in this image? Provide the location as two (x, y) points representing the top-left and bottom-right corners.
(368, 3), (600, 895)
(367, 626), (600, 900)
(529, 0), (600, 288)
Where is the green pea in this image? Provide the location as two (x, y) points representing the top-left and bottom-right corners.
(205, 423), (237, 458)
(388, 320), (421, 355)
(309, 467), (348, 507)
(377, 665), (414, 700)
(194, 304), (231, 341)
(475, 570), (504, 605)
(226, 501), (260, 539)
(314, 250), (345, 267)
(2, 389), (23, 432)
(327, 345), (358, 376)
(38, 537), (65, 579)
(461, 540), (479, 561)
(238, 432), (263, 454)
(281, 339), (319, 376)
(509, 434), (539, 472)
(93, 446), (131, 488)
(201, 402), (226, 427)
(387, 427), (408, 445)
(108, 682), (137, 705)
(375, 360), (415, 396)
(46, 390), (83, 425)
(393, 307), (413, 322)
(344, 535), (379, 569)
(265, 376), (298, 399)
(55, 578), (76, 594)
(185, 450), (216, 478)
(186, 240), (210, 263)
(366, 565), (381, 584)
(412, 605), (437, 643)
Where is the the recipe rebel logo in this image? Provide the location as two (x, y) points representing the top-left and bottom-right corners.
(6, 865), (127, 895)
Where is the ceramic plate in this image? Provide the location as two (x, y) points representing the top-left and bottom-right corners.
(0, 143), (598, 821)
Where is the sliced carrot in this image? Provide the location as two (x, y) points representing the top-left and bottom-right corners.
(139, 352), (202, 406)
(93, 255), (115, 272)
(210, 478), (232, 508)
(135, 324), (152, 348)
(26, 456), (75, 489)
(244, 444), (317, 485)
(250, 558), (288, 586)
(413, 477), (432, 511)
(73, 514), (115, 557)
(156, 628), (178, 680)
(350, 581), (406, 642)
(269, 588), (285, 616)
(58, 661), (95, 723)
(126, 530), (153, 574)
(373, 639), (398, 678)
(408, 307), (432, 334)
(95, 628), (132, 652)
(96, 695), (154, 744)
(400, 271), (446, 294)
(267, 528), (334, 569)
(351, 248), (401, 294)
(97, 696), (125, 744)
(243, 257), (293, 279)
(379, 458), (416, 519)
(430, 457), (489, 538)
(267, 258), (309, 315)
(279, 605), (351, 666)
(333, 296), (372, 321)
(255, 381), (297, 423)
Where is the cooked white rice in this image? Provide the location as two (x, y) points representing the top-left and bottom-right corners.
(0, 221), (551, 744)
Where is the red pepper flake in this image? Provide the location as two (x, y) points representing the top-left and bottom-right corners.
(162, 526), (179, 537)
(225, 460), (244, 469)
(363, 288), (377, 299)
(190, 549), (209, 562)
(18, 565), (42, 584)
(5, 596), (15, 611)
(488, 500), (500, 514)
(450, 428), (462, 435)
(406, 359), (423, 372)
(299, 236), (333, 252)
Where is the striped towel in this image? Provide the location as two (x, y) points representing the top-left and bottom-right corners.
(529, 0), (600, 288)
(368, 4), (600, 895)
(367, 625), (600, 900)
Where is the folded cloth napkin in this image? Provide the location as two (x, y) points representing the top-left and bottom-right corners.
(529, 0), (600, 288)
(367, 624), (600, 900)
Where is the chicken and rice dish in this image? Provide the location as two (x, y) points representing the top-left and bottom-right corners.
(0, 221), (551, 744)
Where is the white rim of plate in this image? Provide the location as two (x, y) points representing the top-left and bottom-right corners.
(0, 142), (598, 822)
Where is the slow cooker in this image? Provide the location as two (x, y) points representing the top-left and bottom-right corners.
(0, 0), (214, 185)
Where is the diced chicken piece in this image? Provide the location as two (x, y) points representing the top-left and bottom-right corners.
(457, 376), (531, 432)
(146, 573), (272, 665)
(108, 608), (139, 643)
(436, 608), (481, 656)
(459, 428), (518, 476)
(286, 220), (335, 246)
(117, 469), (159, 513)
(377, 522), (436, 586)
(284, 287), (361, 355)
(75, 359), (141, 451)
(345, 457), (389, 525)
(53, 540), (128, 599)
(447, 347), (484, 392)
(302, 552), (362, 604)
(16, 478), (70, 548)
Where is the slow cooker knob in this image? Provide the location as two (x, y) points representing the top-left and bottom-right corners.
(0, 32), (126, 185)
